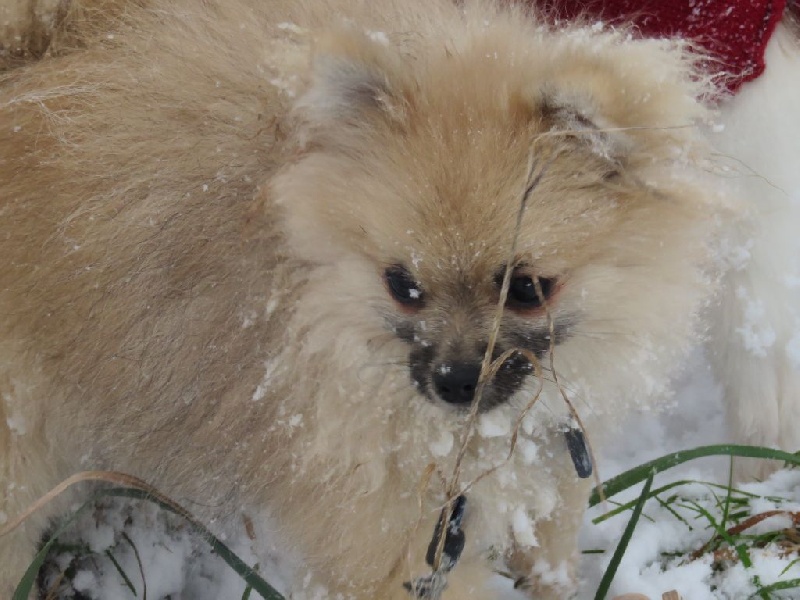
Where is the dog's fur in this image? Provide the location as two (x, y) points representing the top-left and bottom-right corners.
(0, 0), (797, 598)
(706, 20), (800, 479)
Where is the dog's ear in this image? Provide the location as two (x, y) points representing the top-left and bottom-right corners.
(295, 29), (406, 143)
(538, 89), (631, 166)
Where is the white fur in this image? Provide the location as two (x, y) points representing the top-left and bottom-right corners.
(711, 24), (800, 477)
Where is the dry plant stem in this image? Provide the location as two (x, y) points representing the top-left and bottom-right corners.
(446, 155), (545, 494)
(537, 273), (605, 504)
(428, 144), (604, 575)
(0, 470), (196, 538)
(243, 514), (257, 541)
(43, 569), (67, 600)
(458, 348), (545, 496)
(428, 155), (548, 575)
(543, 124), (694, 140)
(556, 137), (738, 514)
(725, 509), (800, 535)
(405, 463), (439, 583)
(689, 509), (800, 560)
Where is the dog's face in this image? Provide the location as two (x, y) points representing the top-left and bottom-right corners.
(274, 19), (719, 418)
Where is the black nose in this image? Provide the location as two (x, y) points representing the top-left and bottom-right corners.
(433, 362), (481, 405)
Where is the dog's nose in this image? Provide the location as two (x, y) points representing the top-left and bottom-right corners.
(433, 362), (481, 405)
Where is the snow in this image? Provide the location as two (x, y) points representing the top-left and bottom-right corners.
(3, 392), (27, 435)
(252, 360), (279, 401)
(5, 413), (27, 436)
(787, 333), (800, 370)
(478, 410), (511, 438)
(429, 430), (455, 457)
(734, 286), (777, 357)
(365, 30), (390, 45)
(276, 22), (304, 35)
(252, 383), (267, 402)
(511, 506), (538, 548)
(518, 438), (539, 465)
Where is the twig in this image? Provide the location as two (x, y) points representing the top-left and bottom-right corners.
(428, 154), (548, 578)
(0, 470), (194, 538)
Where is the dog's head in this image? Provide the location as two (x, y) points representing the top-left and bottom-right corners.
(273, 10), (720, 418)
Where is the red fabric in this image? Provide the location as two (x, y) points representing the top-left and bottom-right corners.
(540, 0), (787, 94)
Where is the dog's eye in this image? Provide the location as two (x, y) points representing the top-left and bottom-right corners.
(495, 271), (556, 310)
(385, 266), (424, 306)
(507, 275), (555, 308)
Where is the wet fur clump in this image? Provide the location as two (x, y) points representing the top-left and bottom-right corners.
(0, 1), (725, 598)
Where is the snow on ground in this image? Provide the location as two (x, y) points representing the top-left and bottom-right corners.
(578, 354), (734, 598)
(576, 354), (800, 600)
(41, 351), (800, 599)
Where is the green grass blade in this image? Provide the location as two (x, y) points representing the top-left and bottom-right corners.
(721, 457), (735, 532)
(780, 557), (800, 578)
(653, 494), (693, 529)
(105, 549), (138, 596)
(14, 488), (284, 600)
(103, 489), (284, 600)
(592, 478), (761, 525)
(13, 498), (97, 600)
(589, 445), (800, 507)
(749, 577), (800, 598)
(593, 469), (655, 600)
(242, 563), (259, 600)
(683, 498), (752, 568)
(593, 480), (693, 524)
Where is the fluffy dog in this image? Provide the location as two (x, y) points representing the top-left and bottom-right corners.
(0, 0), (797, 598)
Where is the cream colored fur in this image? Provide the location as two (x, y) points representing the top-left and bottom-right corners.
(0, 0), (138, 68)
(0, 0), (738, 598)
(0, 0), (62, 59)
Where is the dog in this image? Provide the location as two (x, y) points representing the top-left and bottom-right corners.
(1, 0), (798, 598)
